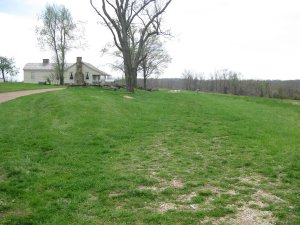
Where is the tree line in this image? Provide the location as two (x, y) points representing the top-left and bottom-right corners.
(134, 69), (300, 100)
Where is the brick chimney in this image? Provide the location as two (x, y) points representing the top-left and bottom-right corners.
(75, 57), (84, 84)
(43, 59), (49, 64)
(76, 57), (82, 63)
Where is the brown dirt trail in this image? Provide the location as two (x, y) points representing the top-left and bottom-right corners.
(0, 88), (65, 104)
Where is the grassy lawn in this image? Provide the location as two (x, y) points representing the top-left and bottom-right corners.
(0, 88), (299, 224)
(0, 83), (61, 93)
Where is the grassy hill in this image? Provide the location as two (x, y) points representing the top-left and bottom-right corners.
(0, 88), (299, 224)
(0, 83), (61, 93)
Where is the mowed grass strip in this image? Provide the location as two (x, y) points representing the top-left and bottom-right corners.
(0, 83), (61, 93)
(0, 88), (299, 224)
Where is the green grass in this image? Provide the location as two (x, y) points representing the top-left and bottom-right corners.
(0, 83), (61, 93)
(0, 88), (299, 224)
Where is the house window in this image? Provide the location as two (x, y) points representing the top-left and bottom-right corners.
(86, 72), (89, 80)
(93, 75), (100, 81)
(70, 72), (73, 80)
(31, 72), (36, 80)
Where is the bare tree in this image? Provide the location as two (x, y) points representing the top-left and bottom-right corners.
(182, 70), (195, 90)
(139, 36), (171, 90)
(36, 4), (79, 85)
(101, 43), (125, 73)
(228, 70), (241, 95)
(0, 56), (19, 82)
(196, 72), (205, 91)
(90, 0), (173, 92)
(181, 70), (205, 91)
(101, 33), (171, 90)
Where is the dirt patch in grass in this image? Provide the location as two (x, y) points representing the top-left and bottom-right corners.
(138, 175), (207, 213)
(158, 203), (177, 213)
(139, 176), (184, 192)
(108, 192), (124, 198)
(88, 194), (98, 201)
(123, 95), (134, 100)
(171, 178), (184, 188)
(157, 202), (201, 213)
(133, 169), (289, 224)
(201, 196), (277, 224)
(198, 185), (220, 193)
(248, 200), (268, 208)
(169, 90), (181, 93)
(224, 190), (280, 224)
(1, 208), (30, 220)
(254, 190), (285, 204)
(0, 173), (6, 183)
(288, 100), (300, 106)
(142, 174), (288, 225)
(231, 206), (275, 225)
(177, 192), (197, 202)
(238, 176), (262, 186)
(226, 190), (238, 195)
(138, 186), (161, 192)
(200, 176), (287, 224)
(205, 206), (276, 225)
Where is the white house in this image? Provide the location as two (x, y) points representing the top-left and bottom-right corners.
(24, 57), (111, 85)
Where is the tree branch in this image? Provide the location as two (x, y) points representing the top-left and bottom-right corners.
(90, 0), (123, 51)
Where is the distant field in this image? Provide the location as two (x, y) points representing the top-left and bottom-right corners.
(0, 83), (61, 93)
(0, 88), (299, 224)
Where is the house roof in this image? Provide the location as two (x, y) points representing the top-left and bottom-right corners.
(23, 62), (111, 76)
(82, 62), (111, 77)
(23, 63), (59, 71)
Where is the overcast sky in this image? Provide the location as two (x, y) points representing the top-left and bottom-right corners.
(1, 0), (300, 81)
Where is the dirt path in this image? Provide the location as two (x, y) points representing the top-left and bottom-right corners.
(0, 88), (65, 104)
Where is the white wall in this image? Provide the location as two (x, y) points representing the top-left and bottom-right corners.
(24, 70), (53, 83)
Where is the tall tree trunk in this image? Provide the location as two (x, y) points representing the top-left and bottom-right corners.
(143, 78), (147, 90)
(60, 74), (64, 85)
(1, 69), (6, 82)
(124, 64), (135, 93)
(126, 72), (134, 92)
(57, 64), (64, 85)
(59, 65), (64, 85)
(128, 69), (137, 92)
(123, 50), (136, 93)
(143, 67), (147, 90)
